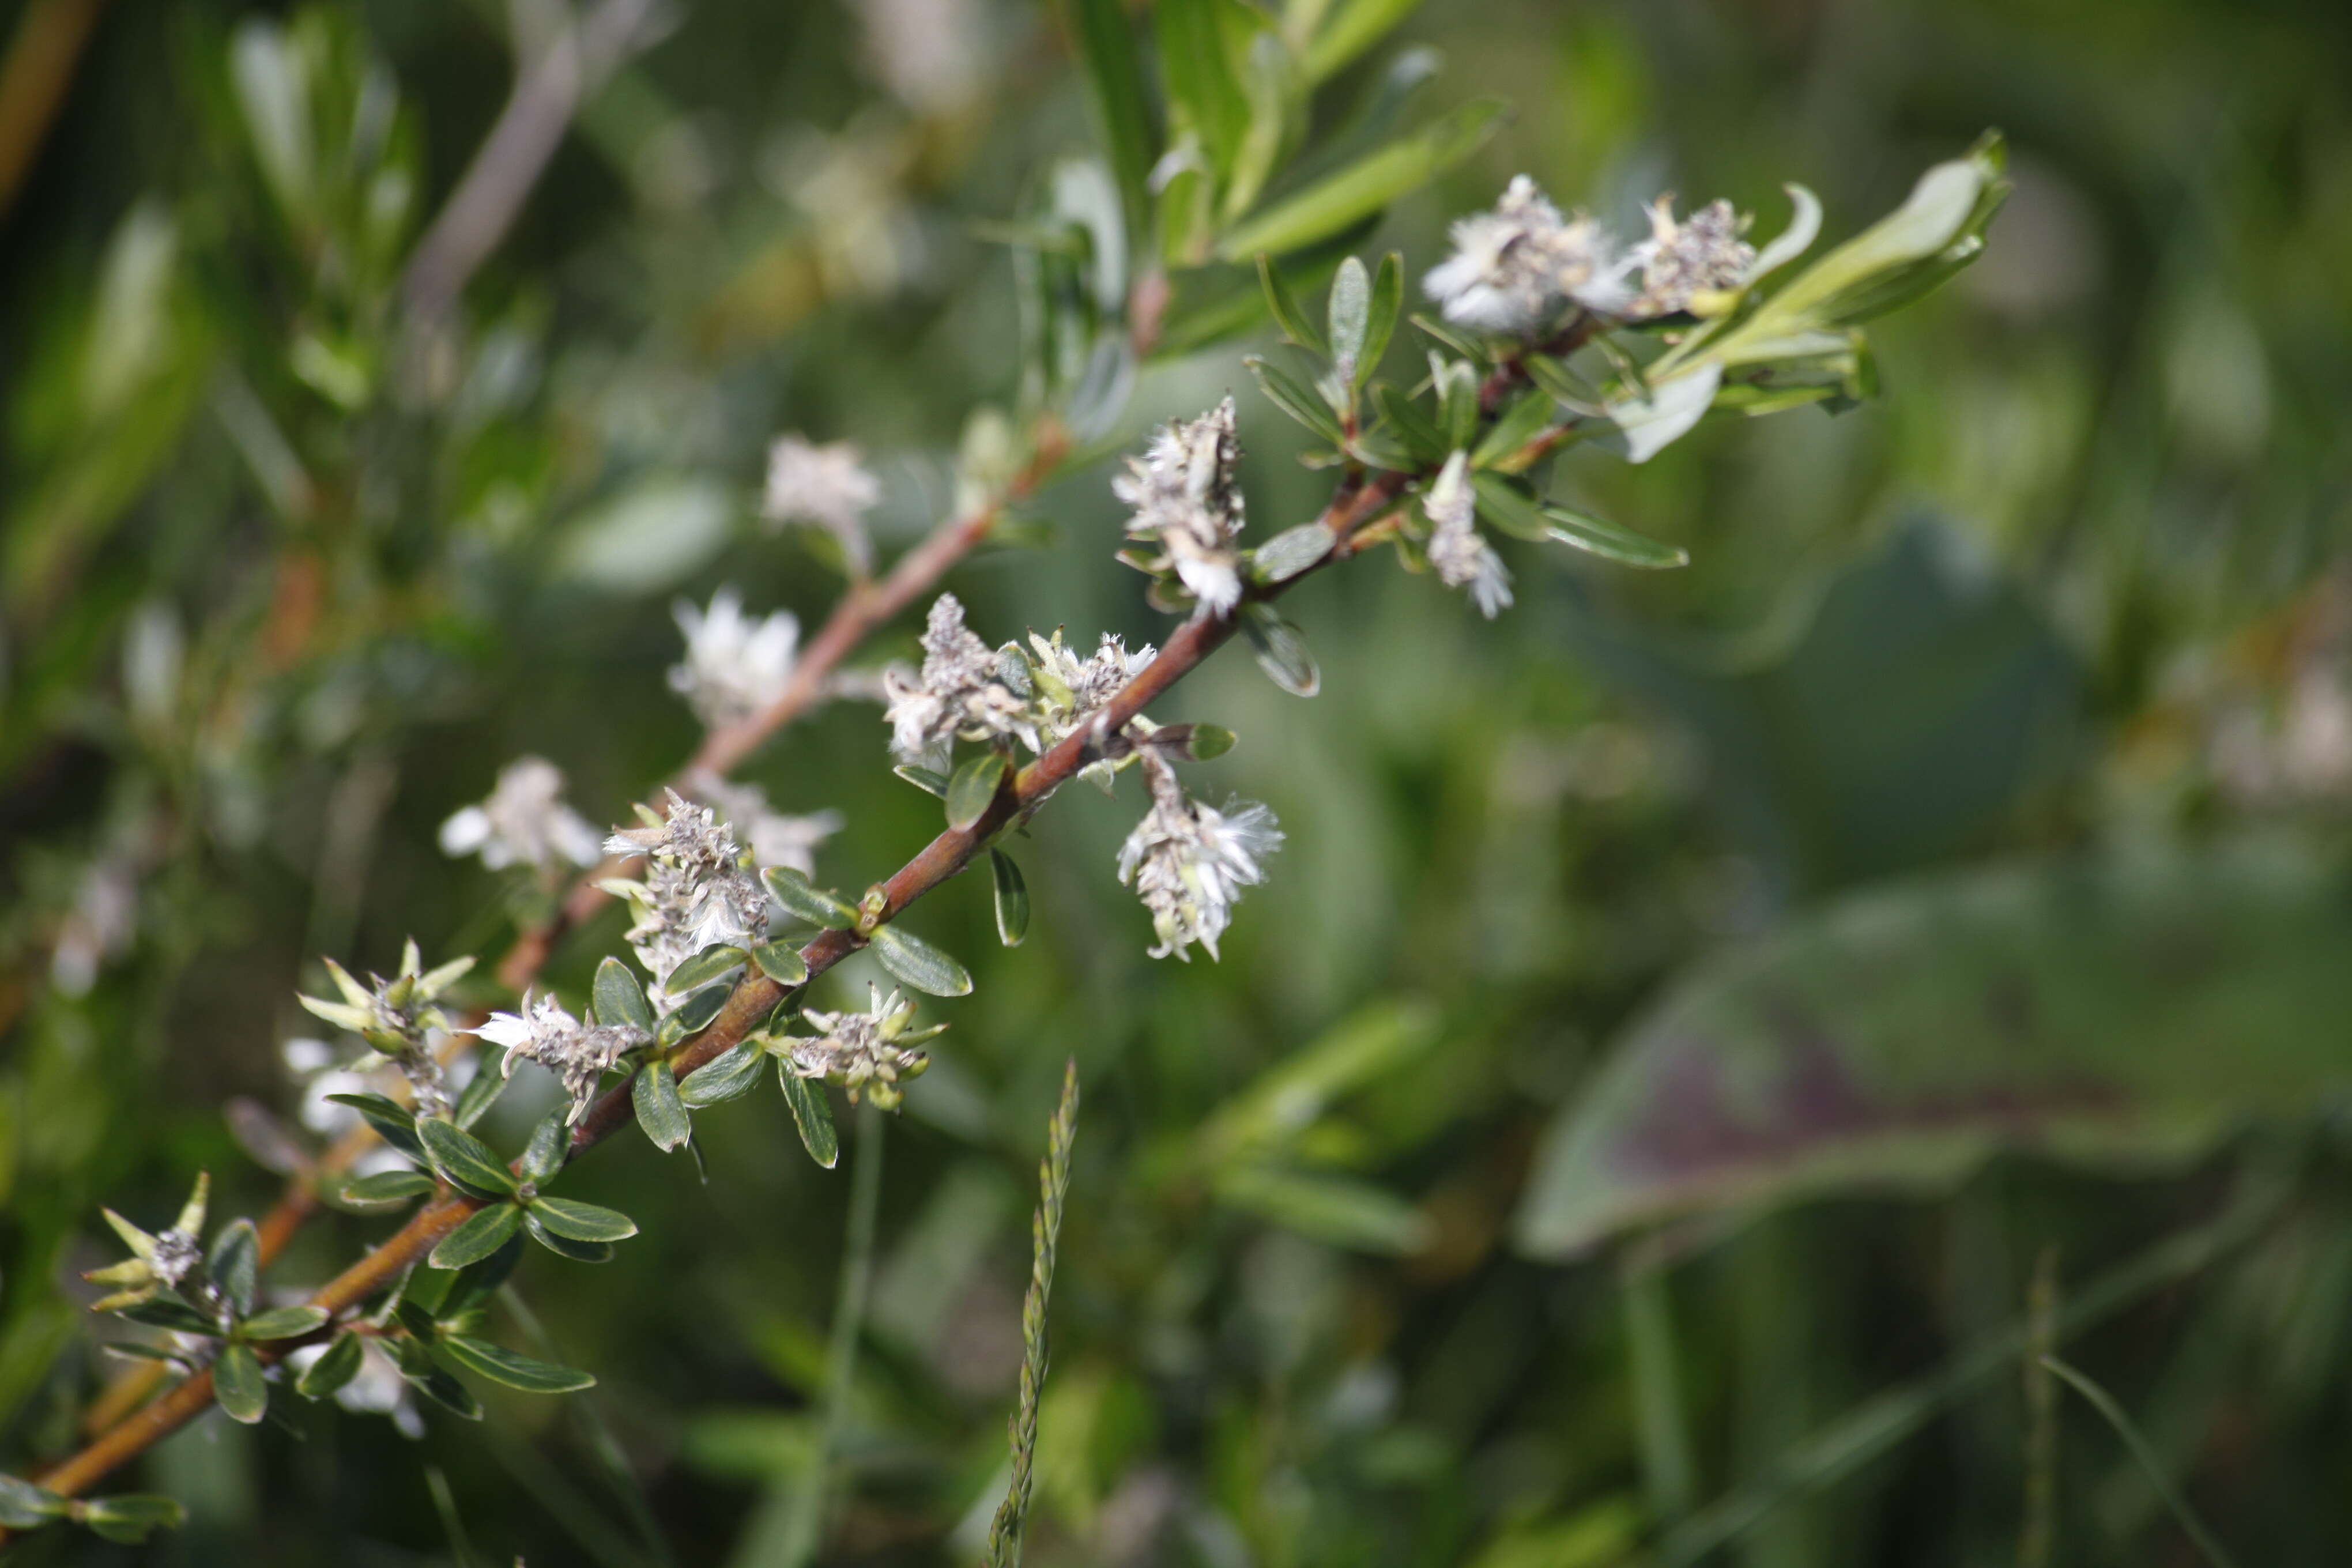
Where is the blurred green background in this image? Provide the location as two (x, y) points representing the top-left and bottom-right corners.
(4, 0), (2351, 1563)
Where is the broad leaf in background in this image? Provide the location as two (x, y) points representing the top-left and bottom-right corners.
(1517, 838), (2352, 1257)
(1560, 518), (2083, 895)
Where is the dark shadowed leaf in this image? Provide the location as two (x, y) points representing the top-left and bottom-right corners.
(452, 1050), (508, 1129)
(80, 1494), (186, 1544)
(1517, 839), (2352, 1257)
(527, 1196), (638, 1243)
(1216, 1164), (1431, 1254)
(419, 1117), (517, 1198)
(990, 849), (1031, 947)
(296, 1331), (366, 1400)
(0, 1474), (69, 1528)
(208, 1219), (259, 1318)
(325, 1091), (423, 1159)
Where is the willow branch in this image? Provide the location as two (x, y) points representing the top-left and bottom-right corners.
(29, 432), (1414, 1506)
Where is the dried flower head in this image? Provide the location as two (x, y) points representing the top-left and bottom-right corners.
(82, 1173), (211, 1315)
(439, 756), (602, 872)
(294, 940), (475, 1117)
(1115, 753), (1282, 960)
(881, 594), (1042, 767)
(602, 791), (769, 1007)
(1424, 176), (1629, 336)
(1115, 398), (1247, 619)
(1422, 452), (1513, 619)
(1028, 627), (1155, 747)
(763, 434), (880, 576)
(1627, 197), (1755, 318)
(473, 991), (650, 1125)
(787, 984), (937, 1110)
(669, 588), (801, 729)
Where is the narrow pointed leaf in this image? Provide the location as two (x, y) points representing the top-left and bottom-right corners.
(946, 751), (1011, 832)
(1356, 251), (1403, 389)
(116, 1299), (218, 1334)
(894, 764), (949, 798)
(440, 1334), (596, 1393)
(778, 1064), (840, 1169)
(341, 1169), (436, 1207)
(763, 866), (857, 929)
(1542, 504), (1689, 570)
(429, 1202), (523, 1269)
(325, 1091), (424, 1159)
(452, 1050), (508, 1130)
(869, 924), (974, 997)
(1245, 353), (1347, 444)
(1326, 255), (1370, 379)
(990, 849), (1031, 947)
(593, 956), (657, 1034)
(418, 1117), (518, 1198)
(1214, 99), (1507, 261)
(1057, 0), (1155, 233)
(296, 1331), (366, 1400)
(634, 1062), (693, 1152)
(393, 1337), (483, 1419)
(525, 1196), (638, 1243)
(1472, 388), (1557, 469)
(213, 1340), (269, 1424)
(239, 1304), (329, 1341)
(1256, 252), (1324, 350)
(523, 1215), (616, 1263)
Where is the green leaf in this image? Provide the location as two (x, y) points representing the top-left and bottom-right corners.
(778, 1064), (840, 1169)
(296, 1330), (366, 1400)
(526, 1196), (639, 1243)
(1256, 252), (1324, 350)
(680, 1041), (767, 1107)
(946, 751), (1011, 832)
(1299, 0), (1420, 82)
(665, 943), (747, 997)
(869, 924), (974, 997)
(1373, 382), (1449, 463)
(1242, 603), (1320, 697)
(452, 1051), (508, 1130)
(1602, 363), (1721, 463)
(593, 956), (657, 1035)
(1356, 251), (1402, 390)
(1541, 504), (1688, 570)
(1056, 0), (1155, 236)
(78, 1494), (186, 1545)
(1251, 521), (1335, 584)
(752, 938), (809, 985)
(1326, 255), (1370, 380)
(1215, 98), (1507, 261)
(658, 981), (732, 1044)
(633, 1061), (693, 1152)
(439, 1335), (597, 1394)
(213, 1340), (269, 1424)
(1216, 1164), (1431, 1254)
(418, 1117), (518, 1198)
(990, 849), (1031, 947)
(116, 1298), (218, 1335)
(1468, 470), (1548, 542)
(209, 1218), (259, 1318)
(1758, 133), (2008, 328)
(763, 866), (857, 929)
(518, 1111), (568, 1185)
(238, 1304), (329, 1340)
(1245, 352), (1347, 444)
(1472, 388), (1556, 469)
(1433, 356), (1479, 448)
(429, 1201), (523, 1269)
(1157, 0), (1252, 188)
(325, 1091), (424, 1159)
(1516, 838), (2352, 1258)
(523, 1215), (616, 1264)
(0, 1473), (69, 1528)
(894, 763), (949, 797)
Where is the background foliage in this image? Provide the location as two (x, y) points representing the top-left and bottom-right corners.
(3, 0), (2351, 1563)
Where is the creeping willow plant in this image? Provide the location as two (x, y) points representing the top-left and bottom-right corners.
(1, 2), (2006, 1554)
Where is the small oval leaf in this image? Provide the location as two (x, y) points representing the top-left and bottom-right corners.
(208, 1219), (261, 1318)
(680, 1041), (766, 1107)
(763, 866), (857, 929)
(632, 1062), (693, 1152)
(945, 751), (1011, 832)
(238, 1304), (329, 1341)
(868, 924), (974, 997)
(523, 1214), (616, 1263)
(525, 1196), (638, 1243)
(592, 956), (657, 1035)
(778, 1064), (840, 1170)
(213, 1341), (269, 1424)
(296, 1330), (366, 1400)
(419, 1118), (518, 1198)
(752, 939), (809, 985)
(990, 849), (1031, 947)
(1242, 604), (1320, 697)
(428, 1202), (523, 1270)
(664, 944), (747, 997)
